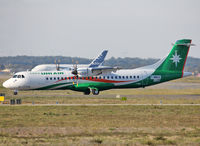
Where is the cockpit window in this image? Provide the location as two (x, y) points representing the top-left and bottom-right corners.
(13, 74), (25, 78)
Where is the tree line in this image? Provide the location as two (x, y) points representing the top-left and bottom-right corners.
(0, 56), (199, 73)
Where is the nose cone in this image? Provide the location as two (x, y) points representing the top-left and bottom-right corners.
(3, 80), (9, 88)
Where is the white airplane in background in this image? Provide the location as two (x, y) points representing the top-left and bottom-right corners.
(31, 50), (108, 72)
(3, 39), (194, 95)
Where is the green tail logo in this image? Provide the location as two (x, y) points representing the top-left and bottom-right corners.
(156, 39), (191, 72)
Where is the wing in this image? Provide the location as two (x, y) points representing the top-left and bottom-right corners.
(91, 66), (121, 75)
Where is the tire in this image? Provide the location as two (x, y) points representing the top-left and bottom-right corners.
(14, 91), (18, 95)
(84, 89), (91, 95)
(92, 89), (99, 95)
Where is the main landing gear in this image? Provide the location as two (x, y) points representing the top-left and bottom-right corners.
(91, 88), (99, 95)
(84, 89), (91, 95)
(83, 88), (100, 95)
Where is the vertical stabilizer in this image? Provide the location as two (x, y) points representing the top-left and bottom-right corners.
(89, 50), (108, 68)
(156, 39), (192, 73)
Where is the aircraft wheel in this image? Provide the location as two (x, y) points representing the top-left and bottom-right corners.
(92, 89), (99, 95)
(13, 90), (18, 95)
(84, 89), (91, 95)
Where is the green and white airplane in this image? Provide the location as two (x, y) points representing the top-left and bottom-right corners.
(3, 39), (194, 95)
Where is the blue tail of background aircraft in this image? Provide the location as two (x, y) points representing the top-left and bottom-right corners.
(89, 50), (108, 68)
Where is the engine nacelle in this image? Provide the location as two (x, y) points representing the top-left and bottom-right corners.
(77, 68), (98, 77)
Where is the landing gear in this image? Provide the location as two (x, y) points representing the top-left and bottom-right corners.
(84, 89), (91, 95)
(91, 88), (99, 95)
(13, 90), (18, 95)
(83, 88), (100, 95)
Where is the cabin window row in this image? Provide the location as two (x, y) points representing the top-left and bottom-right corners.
(107, 75), (140, 79)
(45, 75), (140, 81)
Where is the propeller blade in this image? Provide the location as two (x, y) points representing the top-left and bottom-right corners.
(57, 59), (60, 71)
(71, 59), (79, 76)
(55, 59), (58, 71)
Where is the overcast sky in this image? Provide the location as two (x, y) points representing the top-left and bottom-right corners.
(0, 0), (199, 59)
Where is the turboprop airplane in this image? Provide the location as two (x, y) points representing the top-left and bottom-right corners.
(31, 50), (108, 71)
(3, 39), (194, 95)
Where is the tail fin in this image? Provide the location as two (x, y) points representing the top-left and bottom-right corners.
(156, 39), (192, 73)
(89, 50), (108, 68)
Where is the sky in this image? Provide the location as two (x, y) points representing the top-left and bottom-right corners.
(0, 0), (200, 59)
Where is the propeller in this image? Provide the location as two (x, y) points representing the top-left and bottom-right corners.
(71, 59), (79, 86)
(55, 59), (60, 71)
(71, 60), (78, 76)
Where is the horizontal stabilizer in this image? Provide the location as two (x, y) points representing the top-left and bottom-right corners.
(171, 43), (195, 47)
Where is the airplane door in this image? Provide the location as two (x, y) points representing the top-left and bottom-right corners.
(142, 71), (148, 87)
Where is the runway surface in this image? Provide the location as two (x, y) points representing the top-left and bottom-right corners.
(1, 103), (200, 106)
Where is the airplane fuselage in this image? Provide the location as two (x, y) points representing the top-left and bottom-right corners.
(2, 39), (193, 95)
(3, 68), (191, 95)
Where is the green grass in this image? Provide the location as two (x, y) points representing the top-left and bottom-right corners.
(0, 105), (200, 145)
(1, 75), (200, 145)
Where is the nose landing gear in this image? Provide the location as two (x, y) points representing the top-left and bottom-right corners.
(13, 90), (18, 95)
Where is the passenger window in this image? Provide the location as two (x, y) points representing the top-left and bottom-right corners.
(99, 76), (101, 79)
(111, 76), (113, 79)
(61, 77), (63, 80)
(13, 75), (17, 78)
(107, 76), (109, 79)
(22, 75), (25, 78)
(46, 77), (48, 80)
(65, 77), (67, 80)
(103, 76), (105, 79)
(57, 77), (60, 80)
(115, 76), (118, 79)
(126, 76), (128, 79)
(50, 77), (52, 80)
(18, 75), (21, 78)
(122, 76), (125, 79)
(130, 76), (132, 79)
(119, 76), (121, 79)
(134, 76), (136, 79)
(137, 76), (139, 78)
(54, 77), (56, 80)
